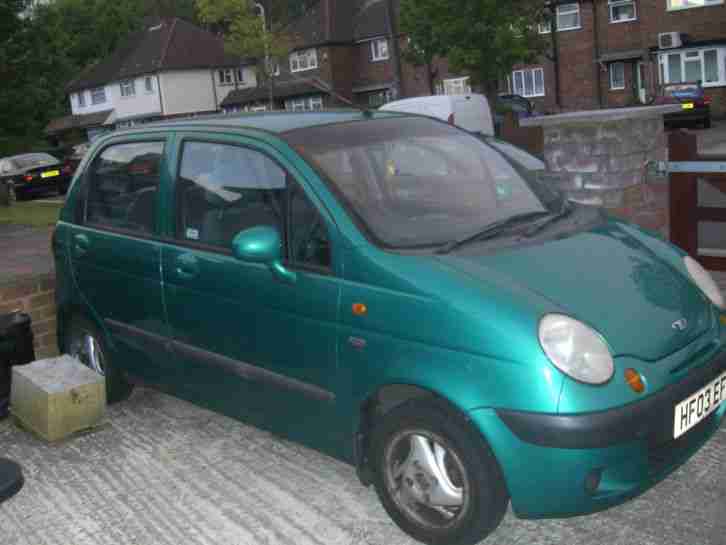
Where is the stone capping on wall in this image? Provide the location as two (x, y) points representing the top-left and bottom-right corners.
(0, 273), (58, 360)
(520, 104), (682, 128)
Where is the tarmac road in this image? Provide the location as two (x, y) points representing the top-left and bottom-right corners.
(1, 387), (725, 545)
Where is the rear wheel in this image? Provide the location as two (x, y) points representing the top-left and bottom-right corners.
(67, 316), (133, 404)
(371, 400), (508, 545)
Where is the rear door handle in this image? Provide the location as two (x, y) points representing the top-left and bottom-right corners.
(72, 234), (90, 257)
(174, 254), (200, 281)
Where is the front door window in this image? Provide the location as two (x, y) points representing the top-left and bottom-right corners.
(175, 141), (331, 269)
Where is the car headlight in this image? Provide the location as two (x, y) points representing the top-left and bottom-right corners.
(684, 256), (724, 309)
(539, 314), (614, 385)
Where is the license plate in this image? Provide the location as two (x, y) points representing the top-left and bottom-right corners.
(682, 103), (695, 110)
(40, 170), (60, 178)
(673, 370), (726, 439)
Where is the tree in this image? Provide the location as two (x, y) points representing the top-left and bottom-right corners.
(197, 0), (297, 110)
(400, 0), (549, 99)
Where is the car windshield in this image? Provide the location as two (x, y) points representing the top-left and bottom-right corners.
(663, 84), (699, 97)
(285, 117), (561, 249)
(13, 153), (58, 169)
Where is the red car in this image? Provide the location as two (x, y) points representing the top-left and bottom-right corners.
(654, 82), (712, 129)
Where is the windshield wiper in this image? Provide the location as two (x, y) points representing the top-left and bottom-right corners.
(521, 200), (574, 238)
(436, 210), (553, 254)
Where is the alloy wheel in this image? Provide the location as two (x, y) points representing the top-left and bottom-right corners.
(69, 331), (106, 375)
(383, 429), (470, 530)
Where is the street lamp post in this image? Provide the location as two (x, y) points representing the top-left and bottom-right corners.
(254, 2), (274, 111)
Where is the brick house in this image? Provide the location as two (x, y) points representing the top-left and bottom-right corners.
(221, 0), (467, 112)
(507, 0), (726, 117)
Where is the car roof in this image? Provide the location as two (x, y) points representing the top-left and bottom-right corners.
(141, 109), (408, 134)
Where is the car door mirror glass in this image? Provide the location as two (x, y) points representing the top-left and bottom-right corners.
(232, 226), (282, 264)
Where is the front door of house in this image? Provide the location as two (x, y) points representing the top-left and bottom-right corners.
(637, 62), (647, 104)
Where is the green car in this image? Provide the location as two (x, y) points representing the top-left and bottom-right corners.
(53, 111), (726, 545)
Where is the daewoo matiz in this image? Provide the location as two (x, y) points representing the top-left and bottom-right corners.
(53, 111), (726, 545)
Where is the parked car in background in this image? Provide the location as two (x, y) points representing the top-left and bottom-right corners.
(56, 111), (726, 545)
(493, 94), (535, 136)
(0, 153), (73, 201)
(654, 82), (712, 129)
(380, 94), (494, 136)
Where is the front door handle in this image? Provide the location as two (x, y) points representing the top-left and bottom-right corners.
(174, 254), (200, 281)
(72, 234), (90, 257)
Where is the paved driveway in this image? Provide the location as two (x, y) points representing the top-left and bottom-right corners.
(1, 387), (724, 545)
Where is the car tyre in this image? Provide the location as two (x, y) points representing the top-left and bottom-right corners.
(370, 400), (508, 545)
(66, 316), (134, 404)
(704, 117), (711, 129)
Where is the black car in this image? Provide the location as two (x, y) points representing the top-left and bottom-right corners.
(493, 94), (535, 135)
(654, 82), (712, 129)
(0, 153), (73, 201)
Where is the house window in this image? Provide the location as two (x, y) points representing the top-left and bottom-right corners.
(443, 77), (471, 95)
(90, 87), (106, 105)
(218, 69), (234, 85)
(284, 96), (324, 111)
(236, 68), (245, 84)
(144, 76), (154, 93)
(77, 92), (86, 108)
(659, 47), (725, 86)
(290, 48), (318, 73)
(512, 68), (545, 97)
(539, 3), (581, 33)
(609, 0), (637, 22)
(368, 89), (393, 107)
(610, 62), (626, 90)
(120, 80), (136, 97)
(370, 38), (389, 62)
(667, 0), (723, 10)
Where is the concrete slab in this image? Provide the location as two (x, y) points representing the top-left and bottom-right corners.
(0, 388), (724, 545)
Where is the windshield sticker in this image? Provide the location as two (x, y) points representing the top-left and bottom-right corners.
(186, 228), (200, 241)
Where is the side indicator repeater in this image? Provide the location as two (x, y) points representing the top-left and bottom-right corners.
(352, 303), (368, 316)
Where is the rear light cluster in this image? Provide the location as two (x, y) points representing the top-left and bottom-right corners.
(61, 164), (73, 175)
(23, 174), (34, 182)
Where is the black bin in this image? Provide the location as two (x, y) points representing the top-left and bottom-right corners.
(0, 312), (35, 419)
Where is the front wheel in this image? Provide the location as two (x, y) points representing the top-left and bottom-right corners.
(66, 317), (133, 404)
(371, 400), (508, 545)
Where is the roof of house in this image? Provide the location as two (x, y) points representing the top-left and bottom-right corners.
(66, 17), (249, 93)
(44, 110), (114, 135)
(221, 79), (329, 106)
(354, 0), (389, 41)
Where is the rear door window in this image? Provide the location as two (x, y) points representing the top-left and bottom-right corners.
(84, 142), (164, 235)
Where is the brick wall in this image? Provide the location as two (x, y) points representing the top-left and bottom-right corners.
(0, 274), (58, 360)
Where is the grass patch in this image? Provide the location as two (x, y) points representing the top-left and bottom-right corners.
(0, 200), (63, 227)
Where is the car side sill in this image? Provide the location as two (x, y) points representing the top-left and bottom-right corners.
(105, 319), (335, 404)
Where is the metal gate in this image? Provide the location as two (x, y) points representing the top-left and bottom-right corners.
(668, 131), (726, 271)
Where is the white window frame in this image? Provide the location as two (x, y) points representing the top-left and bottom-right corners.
(608, 0), (637, 22)
(667, 0), (723, 11)
(77, 91), (86, 108)
(120, 79), (136, 98)
(539, 3), (581, 33)
(609, 62), (626, 90)
(658, 47), (726, 87)
(218, 69), (234, 86)
(144, 76), (154, 93)
(370, 38), (389, 62)
(285, 96), (324, 112)
(511, 68), (545, 98)
(443, 77), (471, 96)
(90, 87), (106, 105)
(290, 48), (318, 73)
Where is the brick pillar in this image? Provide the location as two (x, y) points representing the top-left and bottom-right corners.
(0, 275), (58, 360)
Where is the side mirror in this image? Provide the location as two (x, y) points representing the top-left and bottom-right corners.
(232, 226), (296, 284)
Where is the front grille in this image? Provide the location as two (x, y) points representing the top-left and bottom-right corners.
(647, 413), (716, 475)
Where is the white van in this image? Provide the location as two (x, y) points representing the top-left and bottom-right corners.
(380, 94), (494, 136)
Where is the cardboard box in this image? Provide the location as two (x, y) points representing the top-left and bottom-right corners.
(10, 355), (106, 442)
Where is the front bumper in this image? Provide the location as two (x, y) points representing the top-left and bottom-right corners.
(470, 350), (726, 518)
